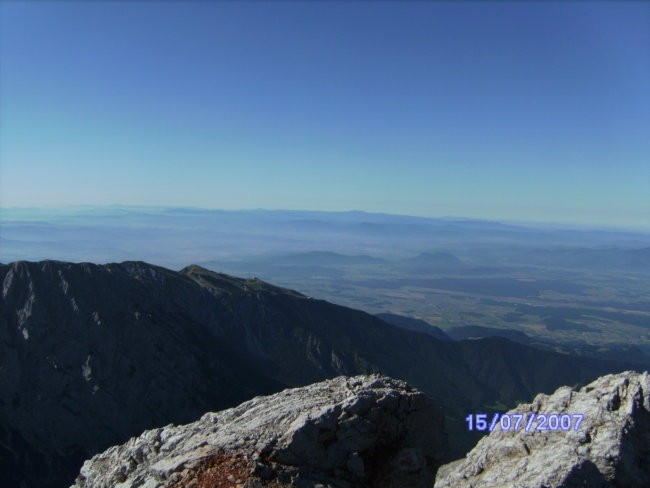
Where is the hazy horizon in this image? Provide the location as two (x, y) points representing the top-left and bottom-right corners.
(2, 204), (650, 234)
(1, 2), (648, 230)
(2, 205), (649, 272)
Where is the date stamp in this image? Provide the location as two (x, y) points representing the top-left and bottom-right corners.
(465, 413), (584, 432)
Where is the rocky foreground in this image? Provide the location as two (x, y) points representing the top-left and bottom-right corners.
(73, 375), (446, 488)
(436, 371), (650, 488)
(74, 371), (650, 488)
(3, 260), (639, 486)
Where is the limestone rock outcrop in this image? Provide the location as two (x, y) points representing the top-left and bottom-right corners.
(435, 371), (650, 488)
(73, 375), (447, 488)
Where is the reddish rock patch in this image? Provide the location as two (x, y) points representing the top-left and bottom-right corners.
(169, 453), (255, 488)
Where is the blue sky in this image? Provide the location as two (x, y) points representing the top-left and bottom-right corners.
(1, 1), (648, 229)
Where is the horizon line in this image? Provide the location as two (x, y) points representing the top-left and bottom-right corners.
(1, 204), (649, 235)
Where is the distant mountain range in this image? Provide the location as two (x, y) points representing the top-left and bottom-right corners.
(0, 260), (643, 487)
(3, 207), (649, 268)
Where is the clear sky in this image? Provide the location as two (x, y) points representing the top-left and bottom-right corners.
(1, 1), (648, 229)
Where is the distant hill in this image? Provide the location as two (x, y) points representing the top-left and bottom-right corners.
(404, 251), (463, 266)
(445, 325), (650, 368)
(270, 250), (385, 266)
(0, 260), (641, 486)
(376, 312), (451, 341)
(445, 325), (532, 344)
(545, 342), (650, 367)
(400, 252), (465, 273)
(521, 247), (650, 273)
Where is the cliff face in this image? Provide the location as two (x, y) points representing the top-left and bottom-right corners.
(73, 375), (447, 488)
(0, 261), (282, 487)
(435, 371), (650, 488)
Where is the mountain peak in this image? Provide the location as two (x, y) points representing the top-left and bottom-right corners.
(180, 263), (305, 298)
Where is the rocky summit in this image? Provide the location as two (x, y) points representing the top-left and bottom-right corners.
(435, 371), (650, 488)
(73, 375), (446, 488)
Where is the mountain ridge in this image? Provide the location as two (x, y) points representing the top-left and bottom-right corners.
(0, 260), (643, 486)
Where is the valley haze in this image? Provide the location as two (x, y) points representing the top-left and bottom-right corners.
(3, 205), (649, 267)
(2, 205), (650, 359)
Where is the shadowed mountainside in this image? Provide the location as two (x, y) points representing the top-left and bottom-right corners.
(0, 260), (642, 486)
(375, 312), (451, 341)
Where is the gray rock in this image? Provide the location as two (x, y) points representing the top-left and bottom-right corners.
(73, 375), (446, 488)
(435, 371), (650, 488)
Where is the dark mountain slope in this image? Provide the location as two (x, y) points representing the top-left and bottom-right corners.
(0, 261), (642, 487)
(0, 415), (78, 488)
(445, 325), (532, 344)
(0, 261), (283, 487)
(181, 265), (487, 412)
(456, 337), (632, 406)
(447, 325), (650, 368)
(375, 312), (451, 341)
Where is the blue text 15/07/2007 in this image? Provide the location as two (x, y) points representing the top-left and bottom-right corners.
(466, 413), (584, 432)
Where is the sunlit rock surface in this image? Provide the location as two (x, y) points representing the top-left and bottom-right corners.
(435, 371), (650, 488)
(73, 375), (446, 488)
